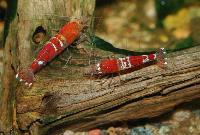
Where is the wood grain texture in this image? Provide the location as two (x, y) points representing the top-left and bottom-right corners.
(0, 0), (95, 134)
(16, 45), (200, 134)
(2, 0), (200, 135)
(0, 1), (18, 133)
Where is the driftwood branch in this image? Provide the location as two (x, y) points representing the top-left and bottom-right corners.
(16, 46), (200, 134)
(2, 0), (200, 134)
(0, 0), (96, 134)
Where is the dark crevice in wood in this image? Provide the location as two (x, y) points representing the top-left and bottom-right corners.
(32, 26), (46, 44)
(11, 64), (17, 74)
(2, 0), (200, 134)
(19, 119), (43, 134)
(15, 45), (200, 133)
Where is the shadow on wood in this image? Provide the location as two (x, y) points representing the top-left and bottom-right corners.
(17, 46), (200, 134)
(1, 0), (200, 134)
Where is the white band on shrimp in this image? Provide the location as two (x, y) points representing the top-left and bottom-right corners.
(52, 36), (65, 48)
(118, 57), (131, 70)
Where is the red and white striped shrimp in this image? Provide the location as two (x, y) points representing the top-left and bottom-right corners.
(16, 19), (85, 87)
(84, 48), (167, 76)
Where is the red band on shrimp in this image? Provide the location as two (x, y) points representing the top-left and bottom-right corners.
(85, 48), (166, 76)
(16, 20), (83, 87)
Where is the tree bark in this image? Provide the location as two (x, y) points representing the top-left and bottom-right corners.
(0, 1), (18, 134)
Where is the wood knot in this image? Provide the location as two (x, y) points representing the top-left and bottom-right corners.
(42, 92), (59, 114)
(32, 26), (46, 44)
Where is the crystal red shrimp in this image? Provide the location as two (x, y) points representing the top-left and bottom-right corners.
(85, 48), (167, 76)
(16, 20), (84, 87)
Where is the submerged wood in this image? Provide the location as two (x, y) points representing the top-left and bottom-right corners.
(1, 0), (200, 134)
(16, 46), (200, 134)
(0, 0), (95, 134)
